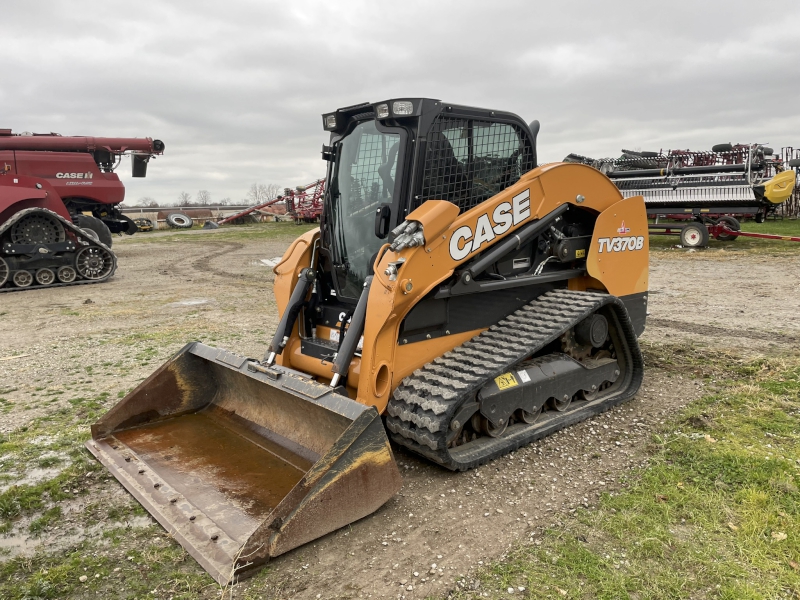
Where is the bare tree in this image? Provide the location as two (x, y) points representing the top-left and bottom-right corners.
(218, 197), (231, 206)
(177, 191), (192, 206)
(196, 190), (211, 206)
(136, 196), (159, 208)
(265, 183), (281, 200)
(245, 183), (281, 205)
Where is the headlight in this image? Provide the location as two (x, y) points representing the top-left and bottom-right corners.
(324, 114), (337, 129)
(392, 101), (413, 115)
(376, 103), (390, 119)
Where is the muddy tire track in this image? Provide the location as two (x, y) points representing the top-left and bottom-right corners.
(647, 317), (800, 345)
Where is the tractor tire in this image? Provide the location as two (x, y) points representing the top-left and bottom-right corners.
(680, 223), (709, 248)
(715, 216), (740, 241)
(754, 211), (766, 224)
(166, 213), (193, 229)
(81, 228), (100, 242)
(74, 215), (113, 248)
(712, 143), (733, 153)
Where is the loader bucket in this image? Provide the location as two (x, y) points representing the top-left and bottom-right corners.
(86, 342), (402, 584)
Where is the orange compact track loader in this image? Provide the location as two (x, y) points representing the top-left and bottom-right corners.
(88, 99), (649, 583)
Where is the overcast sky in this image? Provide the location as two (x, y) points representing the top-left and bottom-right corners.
(3, 1), (799, 206)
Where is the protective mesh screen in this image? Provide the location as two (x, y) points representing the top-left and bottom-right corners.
(416, 117), (534, 213)
(347, 132), (399, 211)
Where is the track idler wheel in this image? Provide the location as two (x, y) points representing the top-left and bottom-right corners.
(548, 393), (573, 412)
(13, 271), (33, 288)
(574, 314), (608, 348)
(10, 213), (66, 245)
(57, 266), (77, 283)
(76, 247), (114, 280)
(0, 257), (8, 287)
(471, 413), (508, 438)
(35, 268), (55, 285)
(517, 406), (542, 424)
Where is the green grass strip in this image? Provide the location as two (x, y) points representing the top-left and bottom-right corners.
(448, 351), (800, 599)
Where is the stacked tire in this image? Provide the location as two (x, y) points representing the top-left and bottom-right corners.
(166, 213), (193, 229)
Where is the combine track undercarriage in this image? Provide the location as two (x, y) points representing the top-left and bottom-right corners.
(0, 208), (117, 292)
(386, 289), (644, 470)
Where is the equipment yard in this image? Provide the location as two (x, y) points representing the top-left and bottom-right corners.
(1, 223), (799, 599)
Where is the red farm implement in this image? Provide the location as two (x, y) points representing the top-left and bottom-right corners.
(566, 143), (800, 247)
(205, 179), (325, 229)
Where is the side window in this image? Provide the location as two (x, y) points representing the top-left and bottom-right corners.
(472, 122), (526, 203)
(345, 130), (399, 208)
(418, 117), (534, 213)
(419, 118), (470, 206)
(442, 125), (469, 163)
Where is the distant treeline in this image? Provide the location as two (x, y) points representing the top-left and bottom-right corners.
(125, 183), (281, 208)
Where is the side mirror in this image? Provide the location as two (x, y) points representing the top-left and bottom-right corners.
(528, 119), (540, 167)
(132, 154), (149, 178)
(374, 204), (391, 239)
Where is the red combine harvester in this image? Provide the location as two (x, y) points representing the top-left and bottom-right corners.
(0, 129), (164, 291)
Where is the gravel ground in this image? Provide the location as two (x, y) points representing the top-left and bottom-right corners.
(0, 228), (797, 599)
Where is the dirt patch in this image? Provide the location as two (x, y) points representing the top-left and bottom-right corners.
(0, 232), (796, 598)
(237, 370), (702, 600)
(643, 252), (800, 354)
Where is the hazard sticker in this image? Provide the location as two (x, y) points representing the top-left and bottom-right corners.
(495, 373), (518, 390)
(575, 249), (585, 258)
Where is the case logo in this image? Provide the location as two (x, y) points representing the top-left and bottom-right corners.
(55, 172), (93, 179)
(449, 189), (531, 261)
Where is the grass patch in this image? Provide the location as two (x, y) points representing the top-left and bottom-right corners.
(120, 221), (317, 245)
(449, 349), (800, 599)
(28, 506), (61, 536)
(0, 533), (212, 599)
(0, 456), (99, 530)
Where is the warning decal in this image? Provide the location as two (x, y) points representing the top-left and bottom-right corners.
(494, 373), (518, 390)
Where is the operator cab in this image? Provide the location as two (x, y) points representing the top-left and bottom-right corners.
(318, 98), (538, 301)
(293, 99), (540, 365)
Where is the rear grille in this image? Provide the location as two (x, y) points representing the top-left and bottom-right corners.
(416, 116), (534, 213)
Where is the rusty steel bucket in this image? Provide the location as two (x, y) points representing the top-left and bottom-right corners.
(86, 342), (402, 584)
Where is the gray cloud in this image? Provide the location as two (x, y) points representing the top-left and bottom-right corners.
(3, 0), (799, 205)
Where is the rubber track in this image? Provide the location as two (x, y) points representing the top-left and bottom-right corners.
(0, 207), (117, 293)
(385, 289), (644, 471)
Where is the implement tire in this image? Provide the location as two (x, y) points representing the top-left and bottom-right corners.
(680, 223), (709, 248)
(715, 216), (740, 241)
(166, 213), (193, 229)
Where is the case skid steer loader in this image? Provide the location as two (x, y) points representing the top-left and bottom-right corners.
(88, 98), (649, 583)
